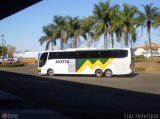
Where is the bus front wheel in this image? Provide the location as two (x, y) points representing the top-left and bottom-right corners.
(47, 69), (54, 76)
(95, 69), (103, 77)
(104, 69), (112, 78)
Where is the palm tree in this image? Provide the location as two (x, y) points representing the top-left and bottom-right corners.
(109, 4), (121, 48)
(80, 16), (96, 47)
(67, 17), (86, 48)
(53, 15), (68, 50)
(93, 1), (111, 48)
(138, 3), (160, 58)
(39, 24), (57, 50)
(119, 3), (139, 48)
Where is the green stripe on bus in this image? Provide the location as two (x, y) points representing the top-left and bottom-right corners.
(76, 58), (109, 71)
(99, 58), (108, 64)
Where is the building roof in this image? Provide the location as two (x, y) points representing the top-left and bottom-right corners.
(0, 0), (42, 20)
(135, 43), (160, 50)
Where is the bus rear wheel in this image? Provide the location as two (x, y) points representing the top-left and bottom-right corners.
(47, 69), (54, 76)
(95, 69), (103, 77)
(104, 69), (112, 78)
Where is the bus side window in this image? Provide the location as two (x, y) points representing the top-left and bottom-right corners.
(76, 51), (88, 59)
(77, 51), (100, 59)
(75, 52), (79, 59)
(88, 51), (100, 58)
(101, 50), (112, 58)
(67, 52), (75, 59)
(118, 50), (128, 58)
(111, 50), (120, 58)
(57, 52), (68, 59)
(122, 50), (128, 57)
(48, 52), (57, 59)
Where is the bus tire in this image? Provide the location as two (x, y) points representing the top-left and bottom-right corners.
(95, 69), (103, 77)
(104, 69), (112, 78)
(47, 69), (54, 76)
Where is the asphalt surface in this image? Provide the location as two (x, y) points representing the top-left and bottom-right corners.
(0, 64), (160, 119)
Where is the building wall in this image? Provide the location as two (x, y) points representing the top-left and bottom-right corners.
(135, 48), (146, 55)
(13, 52), (39, 58)
(135, 48), (160, 56)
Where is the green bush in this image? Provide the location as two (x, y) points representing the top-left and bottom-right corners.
(134, 55), (147, 62)
(0, 63), (24, 68)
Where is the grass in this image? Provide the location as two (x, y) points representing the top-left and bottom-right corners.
(0, 63), (24, 68)
(135, 67), (146, 71)
(134, 55), (147, 62)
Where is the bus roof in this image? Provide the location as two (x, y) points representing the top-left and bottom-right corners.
(40, 48), (131, 53)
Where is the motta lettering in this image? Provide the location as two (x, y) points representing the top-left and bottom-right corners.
(56, 60), (69, 63)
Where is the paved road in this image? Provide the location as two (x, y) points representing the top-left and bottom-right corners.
(0, 65), (160, 119)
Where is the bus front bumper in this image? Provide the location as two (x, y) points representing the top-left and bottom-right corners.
(38, 68), (41, 74)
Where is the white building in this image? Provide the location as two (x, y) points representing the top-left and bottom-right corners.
(135, 43), (160, 57)
(13, 52), (39, 58)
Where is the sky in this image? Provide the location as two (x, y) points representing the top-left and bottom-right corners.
(0, 0), (160, 52)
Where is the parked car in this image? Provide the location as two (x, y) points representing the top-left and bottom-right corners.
(0, 58), (20, 64)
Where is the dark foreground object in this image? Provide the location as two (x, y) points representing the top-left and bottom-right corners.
(0, 71), (160, 119)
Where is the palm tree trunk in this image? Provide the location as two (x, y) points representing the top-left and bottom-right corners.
(88, 33), (91, 48)
(104, 31), (108, 48)
(73, 39), (75, 48)
(124, 26), (129, 48)
(147, 28), (153, 59)
(111, 32), (114, 48)
(73, 38), (77, 48)
(60, 38), (63, 50)
(51, 42), (54, 50)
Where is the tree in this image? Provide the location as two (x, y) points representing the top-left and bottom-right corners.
(0, 46), (7, 56)
(119, 3), (139, 48)
(53, 15), (68, 50)
(67, 17), (86, 48)
(109, 4), (121, 48)
(0, 46), (3, 56)
(81, 16), (96, 47)
(138, 3), (160, 58)
(7, 44), (16, 54)
(93, 1), (111, 48)
(39, 24), (57, 50)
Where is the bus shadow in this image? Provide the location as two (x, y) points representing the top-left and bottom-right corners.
(0, 70), (159, 119)
(113, 72), (138, 78)
(44, 72), (138, 78)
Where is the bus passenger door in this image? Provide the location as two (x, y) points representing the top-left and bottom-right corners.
(68, 59), (76, 73)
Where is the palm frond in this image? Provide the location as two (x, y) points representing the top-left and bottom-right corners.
(39, 36), (48, 45)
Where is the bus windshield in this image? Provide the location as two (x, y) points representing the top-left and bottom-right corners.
(39, 52), (48, 67)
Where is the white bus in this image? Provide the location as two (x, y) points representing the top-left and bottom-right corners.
(38, 48), (135, 77)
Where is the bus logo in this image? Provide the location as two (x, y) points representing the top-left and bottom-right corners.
(56, 60), (69, 63)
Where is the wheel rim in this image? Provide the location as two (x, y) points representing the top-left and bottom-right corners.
(97, 71), (101, 76)
(48, 70), (54, 75)
(106, 72), (111, 77)
(96, 70), (102, 77)
(105, 70), (112, 77)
